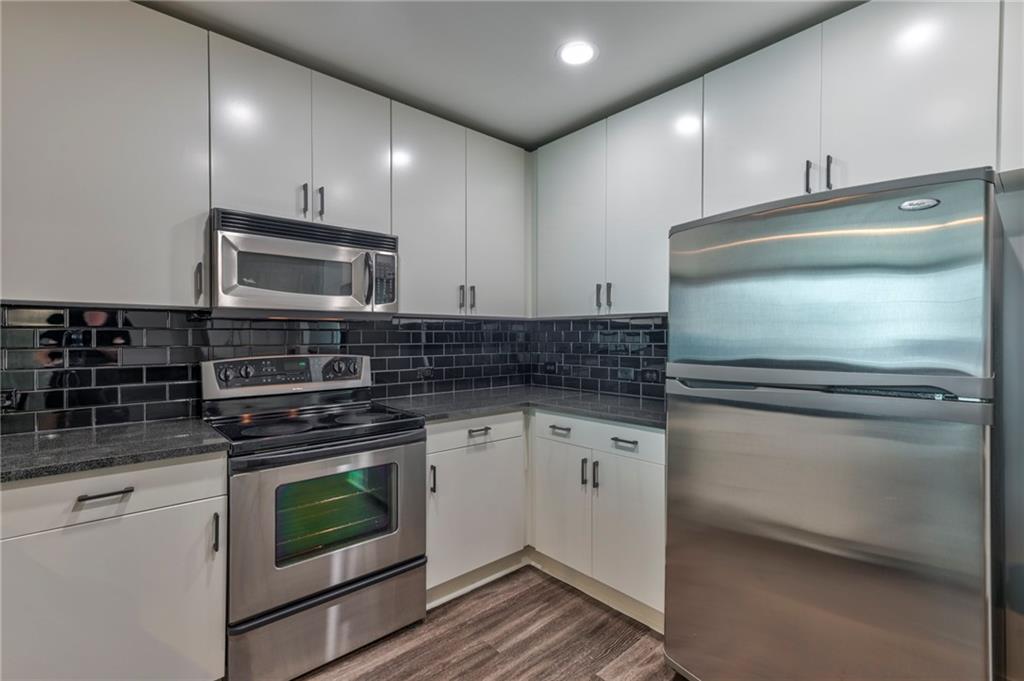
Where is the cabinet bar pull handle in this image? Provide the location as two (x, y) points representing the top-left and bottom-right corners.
(596, 283), (603, 309)
(429, 464), (437, 493)
(592, 460), (600, 489)
(213, 512), (220, 553)
(804, 160), (812, 194)
(459, 284), (466, 310)
(611, 436), (639, 447)
(76, 486), (134, 503)
(605, 282), (612, 308)
(581, 457), (588, 485)
(469, 285), (476, 310)
(468, 426), (492, 436)
(826, 154), (834, 190)
(549, 424), (571, 434)
(318, 186), (325, 218)
(302, 182), (310, 216)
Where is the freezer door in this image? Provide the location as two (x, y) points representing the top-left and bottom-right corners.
(664, 381), (989, 681)
(669, 176), (993, 378)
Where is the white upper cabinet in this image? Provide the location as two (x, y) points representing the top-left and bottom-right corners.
(606, 80), (703, 314)
(210, 33), (313, 221)
(1, 1), (209, 307)
(703, 26), (823, 216)
(392, 103), (468, 316)
(821, 1), (1000, 189)
(536, 121), (608, 317)
(311, 73), (391, 232)
(467, 131), (527, 317)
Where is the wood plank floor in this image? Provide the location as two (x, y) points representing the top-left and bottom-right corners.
(301, 566), (680, 681)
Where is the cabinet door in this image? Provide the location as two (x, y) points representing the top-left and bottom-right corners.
(392, 103), (467, 315)
(591, 452), (665, 611)
(531, 437), (592, 575)
(536, 121), (607, 317)
(607, 80), (703, 314)
(821, 1), (999, 188)
(1, 1), (209, 307)
(426, 438), (526, 588)
(1, 497), (226, 680)
(703, 26), (822, 216)
(311, 72), (391, 233)
(210, 33), (313, 220)
(467, 130), (527, 317)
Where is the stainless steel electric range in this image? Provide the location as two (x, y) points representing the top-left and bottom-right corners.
(201, 354), (426, 681)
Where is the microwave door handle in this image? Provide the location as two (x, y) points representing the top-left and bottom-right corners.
(364, 253), (374, 307)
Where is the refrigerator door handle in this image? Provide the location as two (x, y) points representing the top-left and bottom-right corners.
(665, 362), (993, 401)
(666, 378), (992, 425)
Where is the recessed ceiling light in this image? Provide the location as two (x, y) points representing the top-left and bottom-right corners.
(558, 41), (597, 66)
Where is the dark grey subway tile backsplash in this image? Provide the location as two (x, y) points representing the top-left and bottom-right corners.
(1, 304), (666, 434)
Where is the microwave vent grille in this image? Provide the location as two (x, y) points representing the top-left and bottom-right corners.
(212, 208), (398, 251)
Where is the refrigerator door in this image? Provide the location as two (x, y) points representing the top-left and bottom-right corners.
(668, 172), (994, 381)
(664, 380), (990, 681)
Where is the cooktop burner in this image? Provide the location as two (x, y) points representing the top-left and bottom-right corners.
(239, 421), (315, 438)
(206, 401), (423, 455)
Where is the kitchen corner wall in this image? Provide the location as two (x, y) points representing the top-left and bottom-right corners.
(0, 304), (666, 434)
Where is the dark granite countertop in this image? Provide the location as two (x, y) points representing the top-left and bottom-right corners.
(382, 386), (666, 430)
(1, 419), (229, 483)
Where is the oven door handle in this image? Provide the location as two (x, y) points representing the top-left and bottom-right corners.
(228, 428), (426, 473)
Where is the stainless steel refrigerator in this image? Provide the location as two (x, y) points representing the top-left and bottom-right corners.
(664, 168), (1002, 681)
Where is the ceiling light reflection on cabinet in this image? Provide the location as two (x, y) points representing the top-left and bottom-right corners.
(674, 115), (701, 136)
(392, 149), (412, 168)
(894, 21), (940, 55)
(224, 100), (258, 130)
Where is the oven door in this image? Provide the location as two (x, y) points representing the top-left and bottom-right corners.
(213, 229), (372, 314)
(228, 431), (426, 624)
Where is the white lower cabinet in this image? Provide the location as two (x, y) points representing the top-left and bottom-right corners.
(531, 413), (666, 611)
(426, 416), (526, 589)
(590, 451), (666, 611)
(531, 437), (594, 576)
(1, 496), (227, 681)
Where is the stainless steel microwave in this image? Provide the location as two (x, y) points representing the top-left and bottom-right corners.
(210, 208), (398, 318)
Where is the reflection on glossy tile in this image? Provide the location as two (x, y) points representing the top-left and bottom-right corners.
(4, 308), (66, 327)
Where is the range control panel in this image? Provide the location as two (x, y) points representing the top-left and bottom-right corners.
(202, 354), (370, 399)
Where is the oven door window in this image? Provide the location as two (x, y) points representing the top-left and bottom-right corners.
(274, 464), (396, 566)
(237, 250), (353, 297)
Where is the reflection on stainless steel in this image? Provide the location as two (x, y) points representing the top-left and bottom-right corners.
(668, 177), (991, 376)
(664, 169), (997, 681)
(665, 393), (988, 681)
(228, 439), (426, 624)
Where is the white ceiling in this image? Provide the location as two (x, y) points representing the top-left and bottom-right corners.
(147, 1), (859, 149)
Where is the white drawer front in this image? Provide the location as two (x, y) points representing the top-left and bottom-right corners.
(532, 411), (665, 465)
(426, 412), (524, 453)
(590, 422), (665, 466)
(1, 452), (227, 539)
(531, 411), (593, 448)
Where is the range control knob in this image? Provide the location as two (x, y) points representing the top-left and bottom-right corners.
(217, 366), (235, 383)
(239, 364), (254, 379)
(330, 359), (347, 375)
(347, 359), (360, 375)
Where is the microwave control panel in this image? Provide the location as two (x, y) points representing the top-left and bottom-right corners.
(374, 253), (397, 305)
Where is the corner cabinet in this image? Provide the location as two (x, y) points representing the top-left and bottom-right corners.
(536, 121), (608, 317)
(1, 454), (227, 681)
(530, 412), (666, 611)
(820, 0), (999, 189)
(536, 80), (703, 317)
(606, 80), (703, 315)
(211, 35), (391, 231)
(425, 414), (526, 589)
(1, 1), (209, 308)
